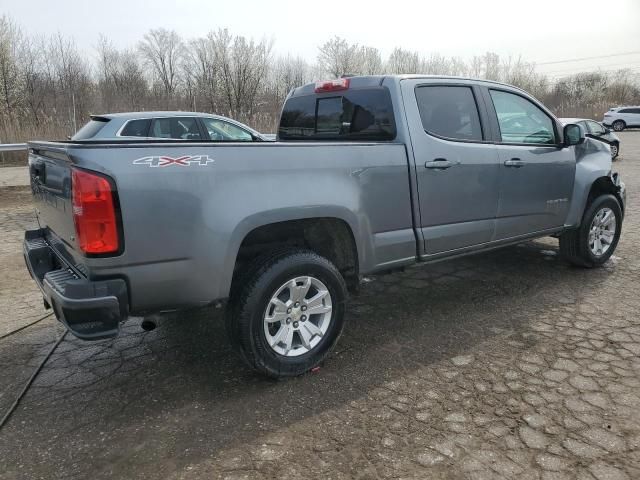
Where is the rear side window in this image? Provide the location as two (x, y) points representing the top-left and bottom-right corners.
(619, 108), (640, 114)
(415, 86), (483, 141)
(120, 119), (151, 137)
(279, 88), (396, 141)
(151, 117), (202, 140)
(72, 118), (109, 140)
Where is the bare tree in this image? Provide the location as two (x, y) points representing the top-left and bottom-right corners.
(317, 36), (361, 77)
(1, 15), (640, 146)
(386, 47), (422, 74)
(138, 28), (184, 107)
(359, 46), (383, 75)
(214, 29), (273, 120)
(0, 16), (23, 119)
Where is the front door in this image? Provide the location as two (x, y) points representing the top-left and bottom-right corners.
(484, 88), (575, 239)
(402, 80), (501, 255)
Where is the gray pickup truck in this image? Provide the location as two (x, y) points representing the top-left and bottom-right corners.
(24, 75), (626, 377)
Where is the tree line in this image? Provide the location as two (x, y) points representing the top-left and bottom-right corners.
(1, 15), (639, 146)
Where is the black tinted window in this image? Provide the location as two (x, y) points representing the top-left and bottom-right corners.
(72, 118), (109, 140)
(120, 119), (151, 137)
(415, 86), (483, 141)
(279, 88), (396, 141)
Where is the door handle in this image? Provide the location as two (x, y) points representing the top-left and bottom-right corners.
(425, 158), (460, 169)
(504, 158), (525, 168)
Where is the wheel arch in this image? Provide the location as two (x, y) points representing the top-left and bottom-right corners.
(612, 119), (626, 129)
(567, 175), (624, 228)
(222, 209), (364, 298)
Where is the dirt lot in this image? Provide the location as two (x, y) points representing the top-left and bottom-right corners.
(1, 134), (639, 480)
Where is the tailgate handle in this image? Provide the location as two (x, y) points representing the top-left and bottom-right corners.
(31, 161), (46, 183)
(425, 158), (460, 169)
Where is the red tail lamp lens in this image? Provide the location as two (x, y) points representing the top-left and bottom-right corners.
(72, 169), (119, 254)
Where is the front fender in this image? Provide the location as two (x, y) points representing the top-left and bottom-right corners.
(565, 139), (615, 227)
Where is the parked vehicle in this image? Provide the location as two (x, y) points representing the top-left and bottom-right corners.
(71, 111), (269, 142)
(560, 118), (620, 159)
(603, 106), (640, 131)
(24, 75), (626, 378)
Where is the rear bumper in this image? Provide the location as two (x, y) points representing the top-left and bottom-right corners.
(23, 229), (128, 340)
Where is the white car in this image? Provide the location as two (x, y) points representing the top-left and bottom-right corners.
(603, 106), (640, 131)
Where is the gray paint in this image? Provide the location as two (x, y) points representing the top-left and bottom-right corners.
(27, 75), (622, 318)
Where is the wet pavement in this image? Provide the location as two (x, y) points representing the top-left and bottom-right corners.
(1, 133), (639, 479)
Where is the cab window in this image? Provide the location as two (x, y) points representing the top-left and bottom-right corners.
(490, 90), (556, 145)
(415, 85), (483, 142)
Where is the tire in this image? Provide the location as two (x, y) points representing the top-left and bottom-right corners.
(610, 142), (619, 160)
(612, 120), (625, 132)
(559, 194), (622, 268)
(226, 249), (347, 378)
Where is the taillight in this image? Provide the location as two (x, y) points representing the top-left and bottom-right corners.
(314, 78), (350, 93)
(72, 169), (120, 255)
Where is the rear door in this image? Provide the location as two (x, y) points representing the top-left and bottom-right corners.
(401, 79), (500, 255)
(483, 87), (575, 239)
(627, 108), (640, 127)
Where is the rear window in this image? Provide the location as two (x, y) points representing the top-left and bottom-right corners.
(72, 118), (109, 140)
(278, 87), (396, 141)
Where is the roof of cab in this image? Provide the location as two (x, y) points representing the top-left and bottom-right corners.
(288, 74), (529, 97)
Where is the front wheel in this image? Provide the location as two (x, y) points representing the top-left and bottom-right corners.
(559, 194), (622, 267)
(610, 142), (619, 160)
(226, 249), (347, 378)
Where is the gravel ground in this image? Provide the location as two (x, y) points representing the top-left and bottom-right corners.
(0, 134), (639, 480)
(0, 166), (30, 187)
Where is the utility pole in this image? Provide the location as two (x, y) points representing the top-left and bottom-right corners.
(72, 93), (77, 134)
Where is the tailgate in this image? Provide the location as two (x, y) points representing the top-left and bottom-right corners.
(28, 144), (83, 271)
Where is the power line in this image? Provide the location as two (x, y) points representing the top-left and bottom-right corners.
(537, 51), (640, 66)
(546, 66), (640, 82)
(543, 61), (640, 76)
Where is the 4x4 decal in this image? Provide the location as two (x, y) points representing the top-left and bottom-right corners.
(133, 155), (214, 167)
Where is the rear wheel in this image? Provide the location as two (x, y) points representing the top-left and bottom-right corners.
(226, 249), (347, 378)
(612, 120), (625, 132)
(559, 194), (622, 267)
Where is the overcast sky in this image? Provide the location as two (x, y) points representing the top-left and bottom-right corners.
(3, 0), (640, 78)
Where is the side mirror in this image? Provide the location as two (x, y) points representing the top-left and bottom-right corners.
(563, 123), (585, 147)
(604, 127), (612, 134)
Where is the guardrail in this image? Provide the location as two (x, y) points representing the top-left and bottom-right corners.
(0, 143), (27, 152)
